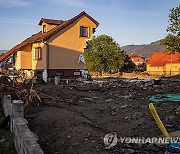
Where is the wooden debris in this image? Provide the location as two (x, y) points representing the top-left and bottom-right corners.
(0, 74), (58, 109)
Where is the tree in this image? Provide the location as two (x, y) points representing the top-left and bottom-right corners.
(121, 55), (136, 72)
(161, 34), (180, 51)
(161, 5), (180, 52)
(167, 6), (180, 36)
(84, 35), (128, 74)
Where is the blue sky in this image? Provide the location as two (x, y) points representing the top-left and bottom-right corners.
(0, 0), (179, 50)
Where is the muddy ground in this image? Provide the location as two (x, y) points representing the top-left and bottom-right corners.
(27, 77), (180, 154)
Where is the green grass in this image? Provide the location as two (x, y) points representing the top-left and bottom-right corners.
(0, 102), (16, 154)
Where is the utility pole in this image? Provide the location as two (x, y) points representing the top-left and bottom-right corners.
(170, 52), (173, 76)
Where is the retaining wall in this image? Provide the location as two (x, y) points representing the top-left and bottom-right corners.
(2, 95), (43, 154)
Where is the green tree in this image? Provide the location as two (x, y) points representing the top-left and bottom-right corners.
(167, 6), (180, 35)
(161, 5), (180, 52)
(84, 35), (128, 74)
(161, 34), (180, 51)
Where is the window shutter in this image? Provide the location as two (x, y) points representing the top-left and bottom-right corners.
(38, 48), (42, 59)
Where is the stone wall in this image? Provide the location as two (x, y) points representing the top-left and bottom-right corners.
(2, 95), (43, 154)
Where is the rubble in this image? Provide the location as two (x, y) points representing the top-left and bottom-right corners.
(1, 75), (180, 153)
(120, 104), (128, 109)
(0, 139), (6, 144)
(0, 75), (57, 109)
(105, 99), (114, 103)
(120, 93), (133, 99)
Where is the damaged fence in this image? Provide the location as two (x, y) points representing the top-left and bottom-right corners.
(2, 95), (43, 154)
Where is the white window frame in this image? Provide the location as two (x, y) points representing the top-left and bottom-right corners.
(33, 47), (42, 60)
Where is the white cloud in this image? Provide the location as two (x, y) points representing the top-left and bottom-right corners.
(53, 0), (86, 7)
(0, 0), (31, 8)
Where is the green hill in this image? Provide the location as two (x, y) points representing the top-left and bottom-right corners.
(121, 40), (166, 58)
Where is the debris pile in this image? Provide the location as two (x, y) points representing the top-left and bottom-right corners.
(0, 75), (57, 109)
(1, 74), (180, 153)
(26, 77), (180, 153)
(0, 75), (40, 108)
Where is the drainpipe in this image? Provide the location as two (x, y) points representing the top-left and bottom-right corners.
(170, 52), (172, 76)
(43, 41), (49, 82)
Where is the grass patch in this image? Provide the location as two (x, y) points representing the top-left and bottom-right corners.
(0, 101), (16, 154)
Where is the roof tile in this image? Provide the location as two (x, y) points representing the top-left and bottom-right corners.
(39, 18), (64, 25)
(147, 52), (180, 66)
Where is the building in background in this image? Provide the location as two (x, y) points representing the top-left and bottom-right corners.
(130, 52), (145, 66)
(146, 52), (180, 75)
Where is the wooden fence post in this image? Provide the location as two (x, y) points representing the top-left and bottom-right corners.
(3, 95), (12, 116)
(12, 100), (24, 118)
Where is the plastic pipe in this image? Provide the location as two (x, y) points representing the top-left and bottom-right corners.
(149, 103), (170, 138)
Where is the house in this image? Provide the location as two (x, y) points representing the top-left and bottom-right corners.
(146, 52), (180, 75)
(0, 11), (99, 82)
(130, 52), (145, 66)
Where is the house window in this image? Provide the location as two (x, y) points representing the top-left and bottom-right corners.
(80, 26), (88, 37)
(43, 25), (46, 33)
(56, 71), (64, 76)
(34, 47), (42, 60)
(74, 71), (81, 76)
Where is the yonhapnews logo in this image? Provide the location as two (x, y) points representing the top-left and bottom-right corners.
(103, 132), (118, 149)
(103, 132), (180, 149)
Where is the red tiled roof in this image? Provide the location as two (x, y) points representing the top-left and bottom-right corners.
(35, 20), (70, 42)
(39, 18), (64, 25)
(0, 11), (99, 63)
(147, 52), (180, 66)
(130, 52), (141, 58)
(131, 57), (145, 63)
(0, 31), (42, 62)
(41, 11), (99, 40)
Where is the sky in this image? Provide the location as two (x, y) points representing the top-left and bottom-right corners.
(0, 0), (179, 50)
